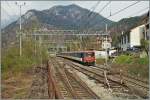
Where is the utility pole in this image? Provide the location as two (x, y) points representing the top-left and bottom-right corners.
(105, 24), (108, 66)
(39, 36), (42, 66)
(80, 36), (82, 50)
(15, 2), (26, 56)
(34, 34), (37, 56)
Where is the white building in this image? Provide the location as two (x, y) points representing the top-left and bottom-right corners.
(102, 41), (111, 49)
(94, 50), (116, 58)
(120, 24), (148, 51)
(101, 35), (112, 50)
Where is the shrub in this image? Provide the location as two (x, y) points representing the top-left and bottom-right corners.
(114, 55), (132, 64)
(112, 54), (149, 79)
(138, 56), (149, 65)
(1, 39), (48, 74)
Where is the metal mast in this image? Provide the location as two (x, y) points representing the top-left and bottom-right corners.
(15, 2), (26, 56)
(105, 24), (108, 66)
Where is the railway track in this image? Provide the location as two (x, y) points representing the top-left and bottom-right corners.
(91, 65), (149, 91)
(59, 57), (149, 98)
(47, 58), (100, 99)
(95, 64), (148, 84)
(93, 65), (149, 98)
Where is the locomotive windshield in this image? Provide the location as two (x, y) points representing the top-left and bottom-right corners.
(84, 52), (94, 57)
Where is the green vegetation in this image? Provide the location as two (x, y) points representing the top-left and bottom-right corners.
(1, 38), (49, 75)
(96, 58), (105, 65)
(113, 55), (132, 64)
(113, 54), (149, 79)
(137, 56), (149, 65)
(129, 56), (149, 78)
(114, 54), (149, 65)
(141, 39), (149, 55)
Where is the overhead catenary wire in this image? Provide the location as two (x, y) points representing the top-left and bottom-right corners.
(87, 1), (141, 31)
(128, 7), (149, 18)
(77, 1), (101, 50)
(78, 1), (101, 30)
(108, 1), (141, 18)
(82, 1), (101, 50)
(101, 1), (141, 24)
(87, 1), (101, 18)
(81, 1), (112, 50)
(89, 1), (111, 20)
(98, 1), (111, 15)
(78, 1), (143, 50)
(85, 1), (111, 31)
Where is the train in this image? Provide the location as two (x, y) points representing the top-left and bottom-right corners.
(57, 51), (95, 66)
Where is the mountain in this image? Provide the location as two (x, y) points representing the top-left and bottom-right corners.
(3, 4), (113, 30)
(2, 4), (114, 47)
(1, 15), (18, 29)
(32, 4), (114, 29)
(2, 4), (148, 48)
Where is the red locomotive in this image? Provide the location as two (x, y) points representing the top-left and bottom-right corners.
(57, 51), (95, 66)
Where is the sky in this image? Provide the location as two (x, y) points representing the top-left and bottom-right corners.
(1, 1), (149, 22)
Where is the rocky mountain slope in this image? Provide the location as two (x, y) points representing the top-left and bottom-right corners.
(2, 4), (114, 47)
(2, 4), (148, 48)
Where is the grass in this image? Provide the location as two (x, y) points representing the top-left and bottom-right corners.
(1, 39), (48, 76)
(137, 56), (149, 65)
(112, 54), (149, 79)
(114, 54), (149, 65)
(113, 55), (132, 64)
(128, 63), (149, 78)
(1, 71), (33, 99)
(96, 58), (105, 65)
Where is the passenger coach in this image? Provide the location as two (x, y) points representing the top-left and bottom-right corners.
(57, 51), (95, 66)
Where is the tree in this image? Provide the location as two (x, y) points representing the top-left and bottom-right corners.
(141, 39), (149, 55)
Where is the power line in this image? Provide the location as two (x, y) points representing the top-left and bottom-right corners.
(78, 1), (101, 30)
(88, 1), (141, 31)
(87, 1), (101, 17)
(98, 1), (111, 15)
(83, 1), (101, 31)
(128, 7), (149, 17)
(73, 1), (102, 31)
(109, 1), (141, 17)
(89, 1), (111, 20)
(85, 1), (111, 30)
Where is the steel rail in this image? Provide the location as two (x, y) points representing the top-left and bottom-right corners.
(47, 60), (63, 99)
(60, 57), (148, 98)
(51, 58), (100, 99)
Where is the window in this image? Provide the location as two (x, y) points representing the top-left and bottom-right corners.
(121, 37), (123, 44)
(124, 36), (126, 44)
(84, 52), (94, 57)
(127, 33), (130, 43)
